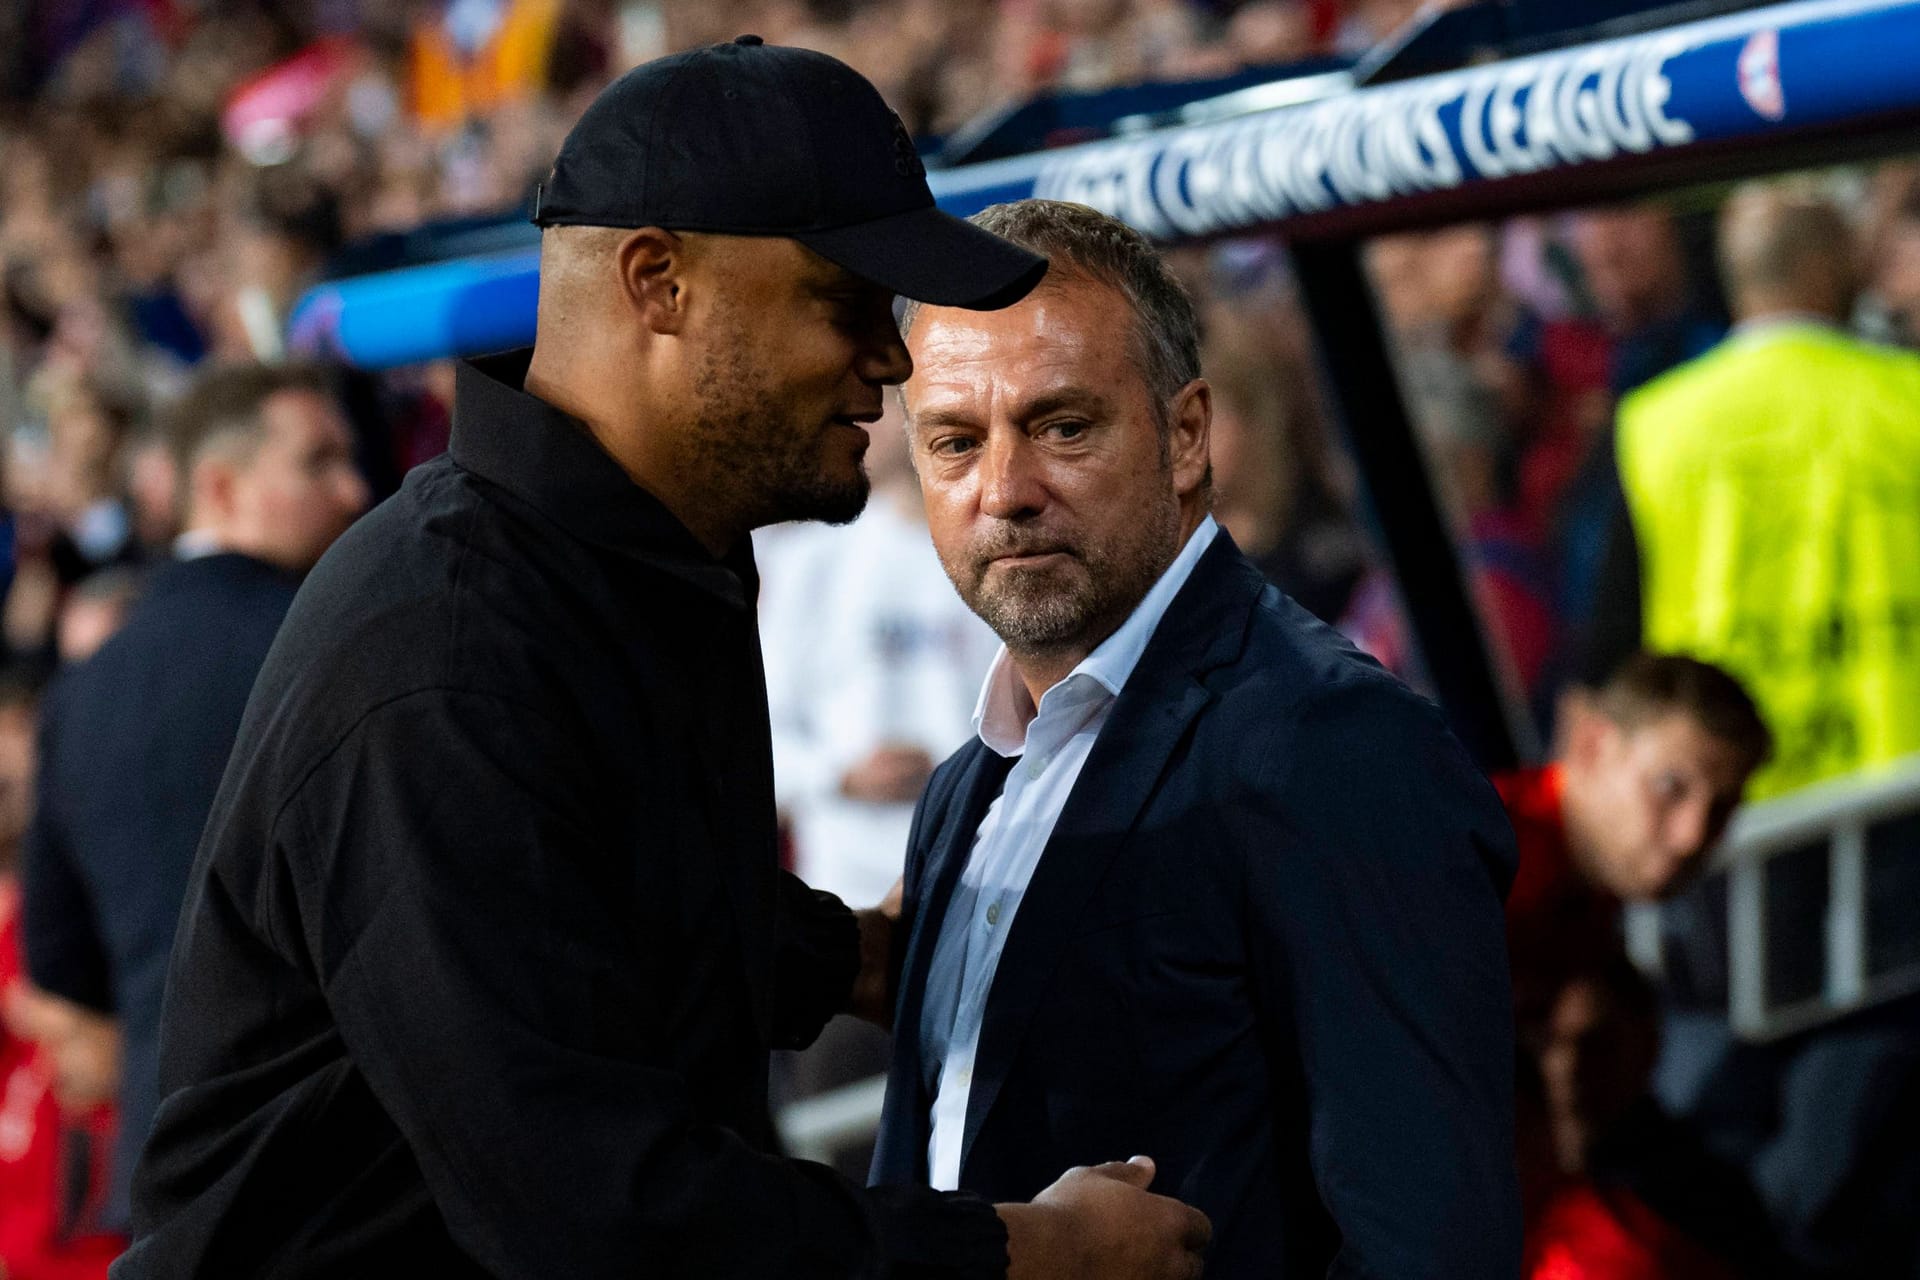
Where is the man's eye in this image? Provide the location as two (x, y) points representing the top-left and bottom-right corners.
(1044, 419), (1087, 439)
(933, 436), (978, 456)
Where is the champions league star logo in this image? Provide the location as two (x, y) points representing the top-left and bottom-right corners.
(1739, 29), (1786, 122)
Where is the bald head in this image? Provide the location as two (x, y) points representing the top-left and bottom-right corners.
(1718, 184), (1859, 324)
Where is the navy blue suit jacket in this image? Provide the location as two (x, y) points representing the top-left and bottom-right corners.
(873, 534), (1522, 1277)
(23, 552), (299, 1230)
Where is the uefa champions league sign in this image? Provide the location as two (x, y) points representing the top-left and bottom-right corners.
(1034, 31), (1707, 239)
(1010, 0), (1920, 241)
(293, 0), (1920, 368)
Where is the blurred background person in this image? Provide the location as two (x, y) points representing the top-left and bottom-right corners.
(1599, 180), (1920, 1277)
(21, 362), (366, 1237)
(0, 661), (123, 1280)
(1603, 182), (1919, 801)
(762, 395), (997, 1139)
(1520, 955), (1781, 1280)
(1202, 317), (1366, 625)
(1499, 652), (1769, 1027)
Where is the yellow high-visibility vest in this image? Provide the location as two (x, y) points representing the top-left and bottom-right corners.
(1618, 321), (1920, 799)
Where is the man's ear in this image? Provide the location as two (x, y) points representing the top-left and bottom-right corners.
(1168, 378), (1211, 499)
(617, 227), (688, 335)
(1560, 689), (1611, 771)
(192, 455), (240, 525)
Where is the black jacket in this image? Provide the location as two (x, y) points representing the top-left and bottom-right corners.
(24, 551), (301, 1231)
(873, 537), (1523, 1278)
(115, 351), (1005, 1279)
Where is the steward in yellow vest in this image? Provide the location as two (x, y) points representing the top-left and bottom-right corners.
(1616, 188), (1920, 799)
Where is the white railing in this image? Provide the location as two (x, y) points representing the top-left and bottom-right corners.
(1626, 754), (1920, 1041)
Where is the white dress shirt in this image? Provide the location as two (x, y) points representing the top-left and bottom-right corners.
(918, 516), (1219, 1190)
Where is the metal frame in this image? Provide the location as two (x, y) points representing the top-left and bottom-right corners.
(1626, 756), (1920, 1040)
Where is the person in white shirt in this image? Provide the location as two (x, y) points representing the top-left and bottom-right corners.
(872, 199), (1522, 1278)
(763, 402), (1000, 911)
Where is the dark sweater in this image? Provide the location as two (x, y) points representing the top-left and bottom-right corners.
(23, 551), (300, 1230)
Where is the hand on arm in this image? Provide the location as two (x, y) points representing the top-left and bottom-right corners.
(996, 1158), (1210, 1280)
(840, 744), (935, 805)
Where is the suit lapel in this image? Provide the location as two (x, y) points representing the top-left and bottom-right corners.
(874, 742), (1015, 1183)
(959, 536), (1266, 1178)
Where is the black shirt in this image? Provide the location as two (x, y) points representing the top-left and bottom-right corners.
(25, 551), (301, 1231)
(114, 350), (1007, 1279)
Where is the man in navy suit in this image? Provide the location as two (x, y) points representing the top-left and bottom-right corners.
(874, 200), (1523, 1277)
(22, 363), (368, 1234)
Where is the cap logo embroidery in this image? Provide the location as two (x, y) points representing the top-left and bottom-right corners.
(890, 115), (925, 179)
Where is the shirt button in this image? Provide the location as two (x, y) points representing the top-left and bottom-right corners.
(985, 902), (1001, 927)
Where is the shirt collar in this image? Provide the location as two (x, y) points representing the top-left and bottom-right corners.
(1729, 312), (1843, 341)
(448, 349), (757, 608)
(173, 529), (226, 560)
(974, 515), (1220, 755)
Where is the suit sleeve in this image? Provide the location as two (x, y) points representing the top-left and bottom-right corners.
(20, 691), (114, 1013)
(1244, 683), (1521, 1280)
(278, 687), (1006, 1280)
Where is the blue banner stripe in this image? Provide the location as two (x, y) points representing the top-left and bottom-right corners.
(291, 0), (1920, 369)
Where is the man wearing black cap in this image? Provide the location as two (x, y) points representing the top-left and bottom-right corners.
(113, 37), (1209, 1280)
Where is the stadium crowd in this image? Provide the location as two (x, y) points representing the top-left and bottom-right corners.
(3, 0), (1920, 1277)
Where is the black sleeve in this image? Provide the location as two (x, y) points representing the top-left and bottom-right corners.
(771, 874), (860, 1050)
(1244, 685), (1522, 1280)
(1580, 486), (1643, 686)
(20, 694), (114, 1013)
(281, 687), (1006, 1280)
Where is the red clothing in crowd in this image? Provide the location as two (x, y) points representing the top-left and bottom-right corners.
(1493, 765), (1622, 1026)
(0, 880), (122, 1280)
(1526, 1183), (1737, 1280)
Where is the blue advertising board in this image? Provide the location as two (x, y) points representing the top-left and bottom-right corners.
(291, 0), (1920, 368)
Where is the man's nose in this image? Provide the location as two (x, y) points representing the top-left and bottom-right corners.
(977, 431), (1047, 520)
(860, 321), (913, 387)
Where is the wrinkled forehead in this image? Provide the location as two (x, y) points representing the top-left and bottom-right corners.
(903, 278), (1145, 417)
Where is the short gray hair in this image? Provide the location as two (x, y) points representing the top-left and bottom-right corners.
(903, 200), (1201, 424)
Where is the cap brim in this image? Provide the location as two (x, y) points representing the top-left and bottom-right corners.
(796, 206), (1047, 310)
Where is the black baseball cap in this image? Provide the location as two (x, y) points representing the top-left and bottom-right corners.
(531, 35), (1046, 311)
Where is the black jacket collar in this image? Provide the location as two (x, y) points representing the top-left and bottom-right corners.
(449, 349), (756, 608)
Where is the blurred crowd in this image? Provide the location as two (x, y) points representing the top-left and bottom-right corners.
(3, 1), (1920, 1278)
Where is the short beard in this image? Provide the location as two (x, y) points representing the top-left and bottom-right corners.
(687, 315), (870, 530)
(942, 484), (1181, 658)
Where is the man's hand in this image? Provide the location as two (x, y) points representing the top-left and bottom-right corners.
(997, 1157), (1211, 1280)
(3, 981), (121, 1110)
(848, 877), (904, 1028)
(839, 744), (935, 805)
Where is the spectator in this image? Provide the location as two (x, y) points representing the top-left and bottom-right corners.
(1598, 184), (1920, 797)
(1498, 652), (1769, 1027)
(1203, 325), (1365, 623)
(1522, 955), (1779, 1280)
(1524, 205), (1724, 676)
(1598, 180), (1920, 1276)
(1859, 170), (1920, 349)
(21, 362), (366, 1234)
(0, 661), (122, 1280)
(762, 396), (998, 1138)
(764, 396), (998, 914)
